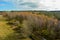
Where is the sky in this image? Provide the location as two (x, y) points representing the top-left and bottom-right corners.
(0, 0), (60, 11)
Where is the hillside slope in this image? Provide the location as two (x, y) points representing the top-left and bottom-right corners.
(0, 15), (31, 40)
(0, 15), (14, 40)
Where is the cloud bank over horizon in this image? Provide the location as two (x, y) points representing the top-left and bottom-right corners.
(0, 0), (60, 11)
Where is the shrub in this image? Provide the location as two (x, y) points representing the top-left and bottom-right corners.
(6, 12), (59, 40)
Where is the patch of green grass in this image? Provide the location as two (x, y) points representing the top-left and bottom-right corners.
(0, 15), (31, 40)
(0, 21), (14, 38)
(0, 15), (14, 40)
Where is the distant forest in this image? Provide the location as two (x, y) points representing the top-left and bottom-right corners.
(0, 11), (60, 20)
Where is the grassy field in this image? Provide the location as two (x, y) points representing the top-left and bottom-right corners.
(0, 15), (31, 40)
(0, 11), (60, 40)
(0, 15), (14, 40)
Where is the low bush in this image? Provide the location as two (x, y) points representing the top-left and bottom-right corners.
(5, 13), (60, 40)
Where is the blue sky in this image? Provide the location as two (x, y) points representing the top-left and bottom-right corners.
(0, 0), (16, 11)
(0, 0), (60, 11)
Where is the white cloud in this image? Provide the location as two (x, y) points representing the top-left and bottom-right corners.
(2, 0), (60, 11)
(40, 0), (60, 10)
